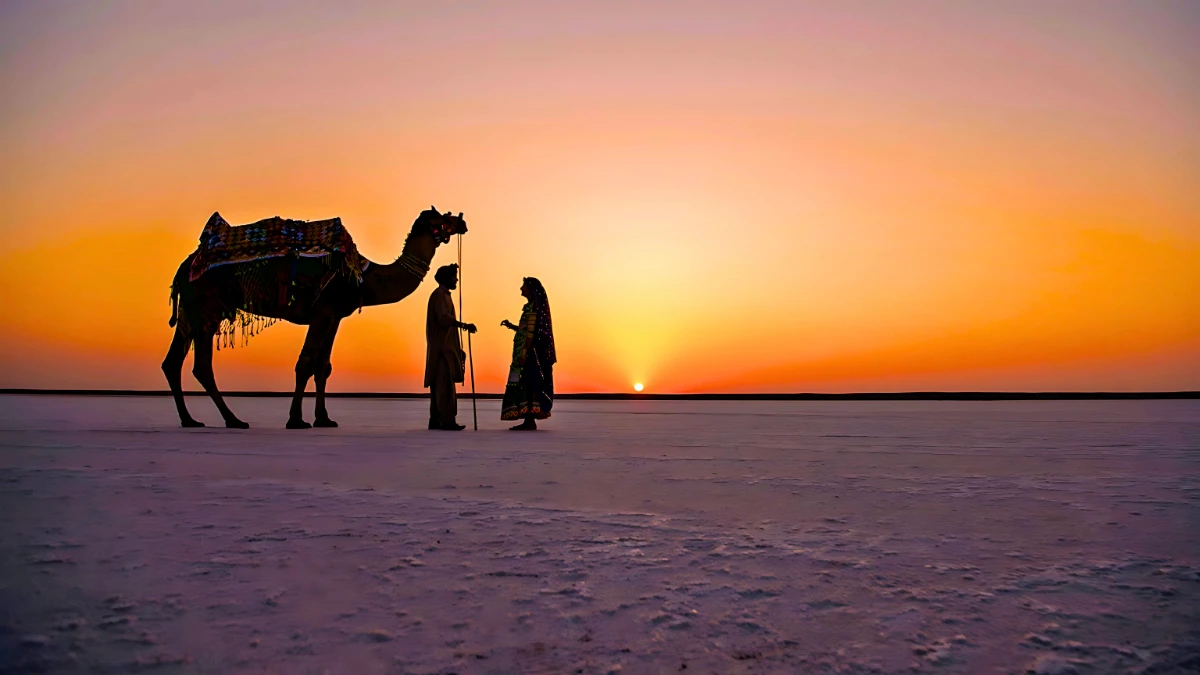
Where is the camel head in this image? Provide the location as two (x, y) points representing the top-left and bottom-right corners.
(417, 205), (468, 245)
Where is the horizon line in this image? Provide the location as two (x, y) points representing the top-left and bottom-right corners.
(1, 389), (1197, 401)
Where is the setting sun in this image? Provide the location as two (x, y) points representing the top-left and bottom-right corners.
(634, 383), (644, 392)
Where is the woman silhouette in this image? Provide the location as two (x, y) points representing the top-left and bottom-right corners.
(500, 277), (556, 430)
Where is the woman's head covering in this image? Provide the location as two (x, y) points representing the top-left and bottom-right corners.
(524, 277), (556, 365)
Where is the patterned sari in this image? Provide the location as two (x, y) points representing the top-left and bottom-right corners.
(501, 283), (556, 420)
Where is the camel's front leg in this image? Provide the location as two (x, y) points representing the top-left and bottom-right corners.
(313, 319), (342, 428)
(288, 319), (334, 429)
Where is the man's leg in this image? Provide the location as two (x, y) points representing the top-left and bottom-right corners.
(434, 356), (460, 429)
(428, 375), (440, 429)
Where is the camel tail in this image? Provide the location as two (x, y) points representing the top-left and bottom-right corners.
(169, 255), (195, 328)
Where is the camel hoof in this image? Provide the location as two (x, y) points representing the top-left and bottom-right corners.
(225, 419), (250, 430)
(286, 418), (312, 430)
(181, 419), (206, 428)
(313, 418), (339, 428)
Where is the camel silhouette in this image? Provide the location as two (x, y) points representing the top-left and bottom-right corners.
(162, 206), (467, 429)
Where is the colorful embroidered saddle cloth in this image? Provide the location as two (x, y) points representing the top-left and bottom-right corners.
(188, 212), (366, 283)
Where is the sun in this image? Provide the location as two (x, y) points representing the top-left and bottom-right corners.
(633, 383), (644, 392)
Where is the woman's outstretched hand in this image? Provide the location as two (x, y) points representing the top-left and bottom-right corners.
(501, 320), (516, 330)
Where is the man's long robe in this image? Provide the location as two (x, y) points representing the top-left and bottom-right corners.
(425, 287), (464, 425)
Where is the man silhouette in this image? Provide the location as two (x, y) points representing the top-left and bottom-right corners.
(425, 264), (476, 430)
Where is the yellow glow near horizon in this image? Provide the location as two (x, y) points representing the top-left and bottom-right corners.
(0, 3), (1196, 393)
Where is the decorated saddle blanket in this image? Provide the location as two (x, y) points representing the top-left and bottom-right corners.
(188, 212), (367, 283)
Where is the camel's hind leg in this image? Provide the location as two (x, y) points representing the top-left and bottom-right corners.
(191, 331), (250, 429)
(162, 325), (204, 428)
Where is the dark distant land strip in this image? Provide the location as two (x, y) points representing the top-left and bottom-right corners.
(1, 389), (1197, 401)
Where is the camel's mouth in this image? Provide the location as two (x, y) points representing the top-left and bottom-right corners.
(432, 214), (466, 243)
(445, 213), (467, 235)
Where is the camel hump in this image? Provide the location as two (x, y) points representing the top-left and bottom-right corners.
(186, 212), (363, 285)
(201, 212), (231, 238)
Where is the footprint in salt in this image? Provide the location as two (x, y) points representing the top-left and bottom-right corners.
(736, 589), (782, 600)
(648, 612), (672, 625)
(19, 634), (51, 648)
(29, 554), (75, 565)
(105, 595), (138, 613)
(97, 615), (136, 638)
(805, 599), (849, 610)
(129, 652), (190, 669)
(1025, 652), (1090, 675)
(53, 618), (86, 632)
(356, 629), (392, 643)
(115, 632), (159, 646)
(912, 638), (956, 666)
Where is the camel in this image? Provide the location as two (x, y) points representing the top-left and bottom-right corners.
(162, 206), (468, 429)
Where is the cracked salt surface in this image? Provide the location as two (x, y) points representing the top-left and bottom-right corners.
(0, 396), (1197, 673)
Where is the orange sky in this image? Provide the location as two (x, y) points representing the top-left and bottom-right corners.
(1, 2), (1197, 393)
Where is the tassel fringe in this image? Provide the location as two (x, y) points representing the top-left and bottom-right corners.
(214, 310), (278, 351)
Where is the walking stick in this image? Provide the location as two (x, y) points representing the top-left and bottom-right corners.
(457, 234), (478, 430)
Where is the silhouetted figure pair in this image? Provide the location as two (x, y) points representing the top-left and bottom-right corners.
(424, 273), (555, 431)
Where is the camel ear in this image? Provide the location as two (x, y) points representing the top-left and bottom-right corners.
(430, 204), (438, 213)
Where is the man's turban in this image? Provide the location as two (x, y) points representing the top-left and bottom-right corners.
(434, 264), (458, 285)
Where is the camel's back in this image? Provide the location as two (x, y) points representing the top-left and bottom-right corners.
(171, 212), (368, 333)
(188, 212), (365, 285)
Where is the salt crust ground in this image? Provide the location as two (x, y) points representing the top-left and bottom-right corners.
(0, 396), (1197, 674)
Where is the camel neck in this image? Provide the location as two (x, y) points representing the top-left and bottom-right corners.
(359, 232), (437, 306)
